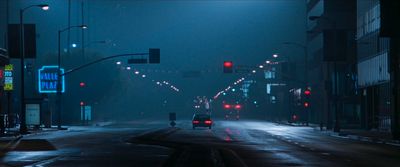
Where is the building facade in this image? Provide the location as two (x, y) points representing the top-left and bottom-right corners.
(306, 0), (359, 129)
(357, 0), (392, 131)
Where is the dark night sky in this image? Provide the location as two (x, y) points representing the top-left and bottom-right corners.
(0, 0), (306, 120)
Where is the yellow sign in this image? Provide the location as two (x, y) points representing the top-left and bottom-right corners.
(5, 64), (13, 70)
(4, 84), (13, 91)
(4, 64), (13, 91)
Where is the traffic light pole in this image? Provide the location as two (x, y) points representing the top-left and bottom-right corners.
(304, 45), (309, 126)
(391, 38), (400, 140)
(57, 30), (62, 129)
(281, 42), (309, 125)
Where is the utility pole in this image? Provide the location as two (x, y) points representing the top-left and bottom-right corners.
(379, 0), (400, 140)
(391, 38), (400, 140)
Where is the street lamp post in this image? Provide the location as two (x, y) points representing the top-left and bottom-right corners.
(57, 25), (87, 130)
(19, 4), (49, 134)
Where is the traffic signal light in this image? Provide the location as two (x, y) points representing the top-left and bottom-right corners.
(223, 61), (233, 73)
(304, 89), (311, 96)
(292, 114), (298, 121)
(149, 48), (160, 64)
(79, 82), (85, 87)
(303, 88), (311, 108)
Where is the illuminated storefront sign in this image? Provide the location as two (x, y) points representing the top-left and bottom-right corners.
(4, 64), (13, 91)
(38, 66), (65, 93)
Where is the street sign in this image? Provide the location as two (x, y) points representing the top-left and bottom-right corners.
(4, 64), (13, 91)
(38, 66), (65, 93)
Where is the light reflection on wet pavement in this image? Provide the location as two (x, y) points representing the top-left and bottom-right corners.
(1, 120), (400, 167)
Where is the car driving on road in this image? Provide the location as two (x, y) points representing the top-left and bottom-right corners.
(192, 114), (213, 129)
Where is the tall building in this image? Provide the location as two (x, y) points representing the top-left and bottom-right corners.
(306, 0), (359, 130)
(357, 0), (391, 131)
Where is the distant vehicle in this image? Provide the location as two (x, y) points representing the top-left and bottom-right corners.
(192, 114), (213, 129)
(223, 104), (241, 120)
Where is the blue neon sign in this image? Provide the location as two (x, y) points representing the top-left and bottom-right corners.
(38, 66), (65, 93)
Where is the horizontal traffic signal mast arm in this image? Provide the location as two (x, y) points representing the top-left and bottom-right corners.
(61, 53), (148, 76)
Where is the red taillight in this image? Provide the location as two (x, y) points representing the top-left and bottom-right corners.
(235, 105), (241, 109)
(193, 120), (200, 124)
(224, 104), (231, 109)
(205, 120), (212, 124)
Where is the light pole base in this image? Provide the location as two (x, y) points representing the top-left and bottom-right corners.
(58, 127), (68, 130)
(333, 126), (340, 133)
(19, 126), (29, 134)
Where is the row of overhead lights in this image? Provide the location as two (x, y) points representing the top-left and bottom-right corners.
(213, 77), (245, 99)
(156, 80), (180, 92)
(116, 61), (181, 93)
(213, 54), (281, 100)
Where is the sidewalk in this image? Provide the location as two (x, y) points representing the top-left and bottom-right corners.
(276, 121), (400, 146)
(320, 128), (400, 146)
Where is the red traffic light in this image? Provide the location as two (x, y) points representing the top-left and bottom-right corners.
(304, 89), (311, 96)
(223, 61), (233, 73)
(223, 61), (233, 68)
(224, 104), (231, 109)
(80, 101), (85, 106)
(304, 102), (309, 107)
(79, 82), (85, 87)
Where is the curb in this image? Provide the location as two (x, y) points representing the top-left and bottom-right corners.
(323, 131), (400, 147)
(0, 135), (23, 152)
(275, 121), (400, 147)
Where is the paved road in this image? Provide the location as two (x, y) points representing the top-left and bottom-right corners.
(1, 120), (400, 167)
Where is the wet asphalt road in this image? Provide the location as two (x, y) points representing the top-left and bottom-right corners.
(1, 120), (400, 167)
